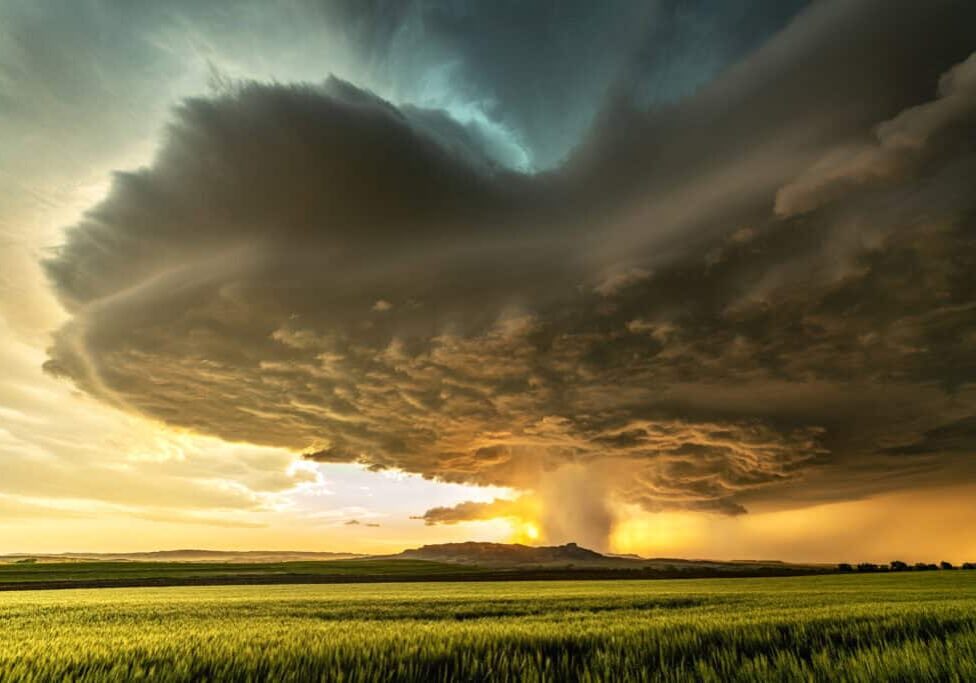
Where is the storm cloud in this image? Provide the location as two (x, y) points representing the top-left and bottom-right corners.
(42, 0), (976, 546)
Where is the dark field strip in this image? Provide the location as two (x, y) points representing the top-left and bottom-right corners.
(0, 559), (479, 581)
(0, 559), (826, 591)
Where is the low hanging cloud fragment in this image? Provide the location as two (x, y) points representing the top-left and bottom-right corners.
(43, 0), (976, 546)
(417, 497), (533, 525)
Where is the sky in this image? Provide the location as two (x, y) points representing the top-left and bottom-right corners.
(1, 0), (976, 563)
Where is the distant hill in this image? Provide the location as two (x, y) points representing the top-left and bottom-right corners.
(0, 550), (364, 564)
(394, 541), (609, 566)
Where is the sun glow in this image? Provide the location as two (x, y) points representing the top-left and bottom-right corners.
(609, 506), (707, 556)
(510, 520), (541, 544)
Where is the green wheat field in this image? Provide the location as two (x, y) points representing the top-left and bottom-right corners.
(2, 573), (975, 682)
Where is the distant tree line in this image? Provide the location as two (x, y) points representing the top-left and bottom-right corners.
(837, 561), (976, 572)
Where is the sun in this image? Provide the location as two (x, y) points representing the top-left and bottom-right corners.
(520, 522), (540, 542)
(508, 519), (542, 544)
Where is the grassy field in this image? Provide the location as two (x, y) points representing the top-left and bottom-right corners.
(2, 573), (975, 681)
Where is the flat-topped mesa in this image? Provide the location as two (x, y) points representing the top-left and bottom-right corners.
(394, 541), (609, 565)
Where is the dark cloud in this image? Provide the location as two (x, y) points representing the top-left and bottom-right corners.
(42, 0), (976, 546)
(776, 52), (976, 217)
(321, 0), (808, 169)
(882, 416), (976, 457)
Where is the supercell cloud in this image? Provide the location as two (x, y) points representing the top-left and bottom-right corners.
(42, 0), (976, 545)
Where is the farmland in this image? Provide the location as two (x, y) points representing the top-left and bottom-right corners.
(2, 572), (975, 681)
(0, 559), (491, 590)
(0, 545), (828, 590)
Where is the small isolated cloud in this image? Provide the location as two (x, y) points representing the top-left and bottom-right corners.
(417, 497), (531, 525)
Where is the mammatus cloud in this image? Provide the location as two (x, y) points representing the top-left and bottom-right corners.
(43, 0), (976, 548)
